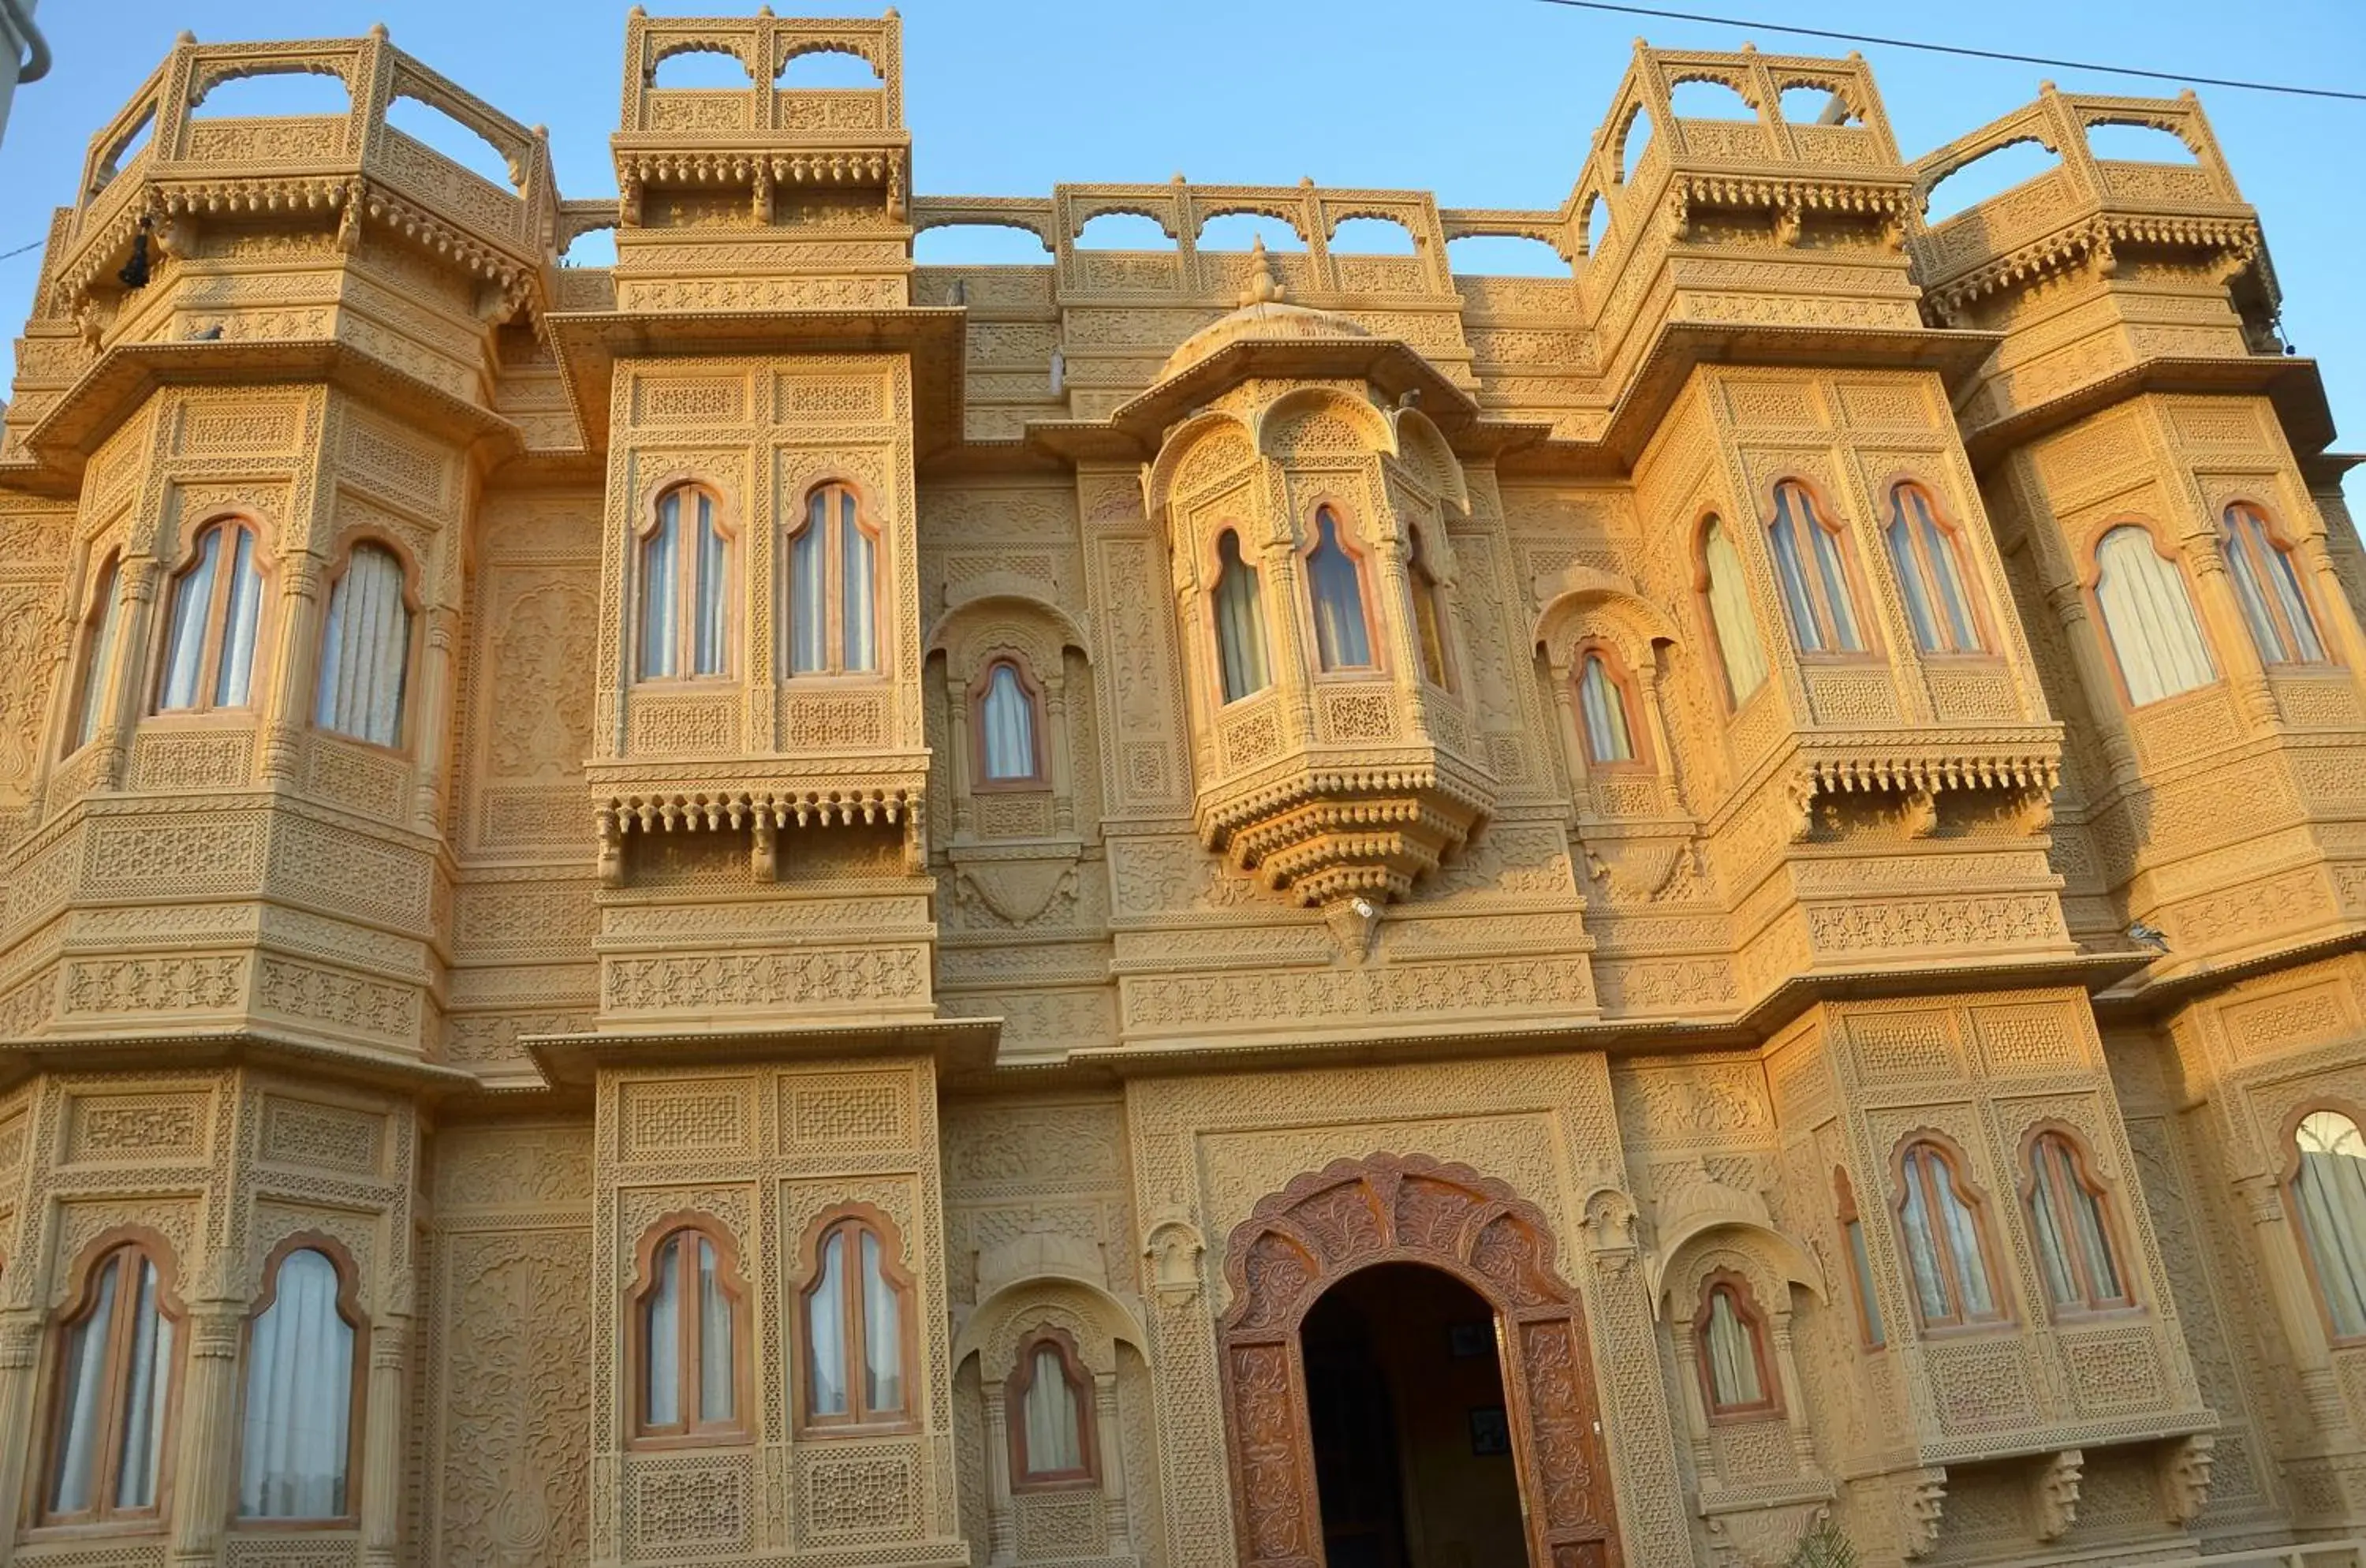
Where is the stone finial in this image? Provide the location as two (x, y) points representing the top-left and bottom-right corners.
(177, 29), (196, 43)
(1239, 237), (1285, 307)
(368, 21), (388, 38)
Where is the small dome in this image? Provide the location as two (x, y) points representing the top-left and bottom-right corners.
(1156, 237), (1368, 383)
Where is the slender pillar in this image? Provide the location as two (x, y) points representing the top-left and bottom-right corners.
(0, 1312), (46, 1566)
(259, 554), (327, 785)
(167, 1301), (246, 1566)
(1043, 670), (1076, 837)
(360, 1317), (409, 1568)
(1095, 1371), (1129, 1555)
(88, 557), (163, 793)
(983, 1394), (1017, 1565)
(408, 605), (459, 830)
(2042, 581), (2142, 785)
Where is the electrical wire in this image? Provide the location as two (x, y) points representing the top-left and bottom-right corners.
(1530, 0), (2366, 104)
(0, 239), (43, 262)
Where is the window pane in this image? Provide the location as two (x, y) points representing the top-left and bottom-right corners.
(1767, 491), (1823, 652)
(1704, 1289), (1763, 1407)
(2095, 525), (2215, 704)
(215, 529), (263, 707)
(980, 664), (1037, 780)
(692, 495), (727, 677)
(1023, 1346), (1084, 1473)
(2067, 1165), (2122, 1303)
(644, 1236), (680, 1428)
(1214, 532), (1271, 701)
(114, 1257), (171, 1510)
(239, 1249), (353, 1518)
(1886, 506), (1940, 652)
(1929, 1154), (1995, 1318)
(698, 1238), (733, 1423)
(159, 528), (222, 711)
(315, 545), (409, 746)
(1410, 540), (1450, 688)
(2028, 1142), (2082, 1307)
(1307, 510), (1373, 670)
(1898, 1153), (1952, 1323)
(1701, 521), (1768, 702)
(1911, 491), (1980, 651)
(1577, 655), (1634, 763)
(1807, 507), (1862, 651)
(807, 1233), (848, 1416)
(639, 497), (679, 680)
(1845, 1219), (1884, 1346)
(790, 495), (827, 674)
(2295, 1111), (2366, 1337)
(50, 1254), (121, 1514)
(2266, 538), (2327, 662)
(840, 492), (876, 673)
(75, 561), (122, 750)
(860, 1230), (902, 1414)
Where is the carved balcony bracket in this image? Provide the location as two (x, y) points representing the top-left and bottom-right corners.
(1782, 739), (2062, 844)
(2162, 1432), (2215, 1526)
(2032, 1448), (2084, 1544)
(594, 782), (925, 885)
(1197, 760), (1492, 913)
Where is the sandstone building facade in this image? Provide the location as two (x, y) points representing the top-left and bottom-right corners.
(0, 11), (2360, 1566)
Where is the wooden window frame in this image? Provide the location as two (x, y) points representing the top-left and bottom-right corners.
(2082, 514), (2219, 710)
(967, 655), (1050, 791)
(2221, 498), (2333, 666)
(1004, 1324), (1099, 1491)
(634, 481), (736, 685)
(36, 1229), (185, 1533)
(2017, 1123), (2138, 1320)
(782, 478), (886, 680)
(1763, 476), (1879, 660)
(151, 516), (271, 717)
(1570, 637), (1652, 772)
(1692, 1270), (1782, 1423)
(1297, 499), (1386, 678)
(233, 1233), (370, 1525)
(1690, 510), (1764, 713)
(1890, 1132), (2013, 1335)
(65, 550), (122, 758)
(1881, 480), (1994, 658)
(626, 1215), (752, 1449)
(1207, 524), (1272, 707)
(1834, 1167), (1884, 1350)
(2280, 1099), (2366, 1348)
(312, 534), (424, 756)
(1405, 523), (1456, 693)
(793, 1204), (920, 1437)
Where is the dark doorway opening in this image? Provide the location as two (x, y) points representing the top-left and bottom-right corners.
(1300, 1263), (1530, 1568)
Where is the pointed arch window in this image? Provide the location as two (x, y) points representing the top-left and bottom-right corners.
(315, 543), (412, 747)
(638, 485), (731, 681)
(786, 481), (879, 677)
(2024, 1129), (2132, 1316)
(1408, 527), (1453, 689)
(2290, 1108), (2366, 1341)
(239, 1241), (362, 1518)
(2222, 502), (2327, 665)
(158, 518), (265, 712)
(1766, 480), (1864, 653)
(973, 658), (1043, 786)
(1575, 644), (1642, 767)
(1304, 506), (1375, 671)
(1693, 1272), (1780, 1419)
(45, 1240), (179, 1524)
(69, 553), (124, 753)
(1211, 528), (1271, 703)
(1885, 483), (1985, 654)
(1696, 515), (1769, 707)
(800, 1209), (915, 1432)
(1834, 1168), (1885, 1348)
(1007, 1327), (1098, 1489)
(1894, 1137), (2007, 1331)
(633, 1220), (748, 1443)
(2092, 522), (2216, 706)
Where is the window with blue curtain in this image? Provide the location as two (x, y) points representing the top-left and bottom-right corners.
(1766, 480), (1863, 653)
(2025, 1132), (2129, 1315)
(1212, 529), (1271, 703)
(638, 486), (730, 681)
(1884, 484), (1983, 655)
(69, 554), (122, 752)
(2221, 502), (2327, 665)
(977, 660), (1039, 782)
(786, 483), (878, 676)
(2292, 1109), (2366, 1340)
(158, 520), (264, 712)
(238, 1247), (356, 1518)
(1305, 507), (1374, 671)
(1895, 1138), (2005, 1331)
(636, 1223), (741, 1439)
(47, 1242), (177, 1524)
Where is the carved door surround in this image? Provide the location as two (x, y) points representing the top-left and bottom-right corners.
(1217, 1152), (1621, 1568)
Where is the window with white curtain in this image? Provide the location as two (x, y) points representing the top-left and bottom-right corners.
(1409, 528), (1452, 689)
(69, 554), (123, 753)
(47, 1242), (177, 1524)
(314, 543), (411, 747)
(1698, 516), (1769, 707)
(2025, 1131), (2130, 1315)
(2292, 1109), (2366, 1340)
(637, 486), (730, 681)
(1766, 480), (1864, 653)
(2222, 502), (2327, 665)
(2092, 524), (2215, 705)
(976, 660), (1040, 783)
(1011, 1333), (1095, 1486)
(1896, 1138), (2006, 1331)
(1696, 1278), (1775, 1416)
(1835, 1168), (1885, 1349)
(636, 1224), (741, 1440)
(1576, 649), (1638, 765)
(1885, 483), (1984, 654)
(786, 482), (878, 677)
(238, 1246), (357, 1518)
(1211, 529), (1271, 703)
(158, 519), (264, 712)
(802, 1212), (912, 1429)
(1305, 507), (1375, 671)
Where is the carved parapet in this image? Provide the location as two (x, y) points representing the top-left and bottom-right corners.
(1195, 752), (1493, 910)
(591, 771), (927, 884)
(1783, 733), (2063, 841)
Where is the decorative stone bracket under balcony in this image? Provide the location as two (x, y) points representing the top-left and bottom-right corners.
(590, 766), (927, 885)
(1196, 752), (1495, 911)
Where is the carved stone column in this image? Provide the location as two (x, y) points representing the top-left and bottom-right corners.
(1043, 669), (1076, 837)
(168, 1301), (248, 1565)
(259, 553), (327, 784)
(983, 1394), (1017, 1565)
(1093, 1371), (1129, 1555)
(408, 605), (461, 831)
(0, 1311), (47, 1559)
(2042, 581), (2141, 784)
(89, 556), (164, 792)
(945, 666), (976, 840)
(360, 1317), (410, 1568)
(2184, 533), (2278, 728)
(2234, 1173), (2353, 1439)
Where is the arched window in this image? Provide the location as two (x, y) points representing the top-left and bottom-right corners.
(239, 1242), (361, 1518)
(1834, 1168), (1885, 1348)
(2024, 1129), (2132, 1315)
(1304, 506), (1375, 671)
(1693, 1272), (1779, 1418)
(1007, 1327), (1097, 1488)
(973, 659), (1043, 785)
(1885, 483), (1984, 654)
(786, 481), (879, 677)
(633, 1221), (746, 1442)
(46, 1240), (178, 1524)
(1766, 480), (1864, 653)
(1408, 528), (1453, 689)
(638, 485), (730, 681)
(1894, 1137), (2006, 1331)
(800, 1210), (915, 1431)
(69, 553), (123, 753)
(2092, 523), (2215, 705)
(315, 543), (412, 747)
(2290, 1108), (2366, 1340)
(158, 518), (265, 712)
(2222, 502), (2327, 665)
(1211, 528), (1271, 703)
(1575, 645), (1640, 767)
(1696, 516), (1769, 707)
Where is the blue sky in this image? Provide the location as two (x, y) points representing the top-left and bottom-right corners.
(2, 0), (2360, 506)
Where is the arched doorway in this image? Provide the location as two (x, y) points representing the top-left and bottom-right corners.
(1301, 1263), (1528, 1568)
(1218, 1153), (1621, 1568)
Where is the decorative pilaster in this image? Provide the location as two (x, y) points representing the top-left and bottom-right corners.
(259, 553), (327, 784)
(2043, 581), (2141, 783)
(1094, 1372), (1129, 1555)
(90, 556), (165, 792)
(407, 605), (460, 830)
(983, 1394), (1017, 1565)
(0, 1312), (47, 1560)
(1043, 671), (1076, 837)
(360, 1317), (410, 1568)
(168, 1301), (248, 1566)
(2184, 533), (2278, 728)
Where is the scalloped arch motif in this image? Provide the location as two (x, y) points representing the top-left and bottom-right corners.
(1218, 1152), (1621, 1568)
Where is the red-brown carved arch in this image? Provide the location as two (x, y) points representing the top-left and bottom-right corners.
(1218, 1153), (1621, 1568)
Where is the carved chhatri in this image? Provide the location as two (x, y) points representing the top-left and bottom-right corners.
(0, 9), (2355, 1568)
